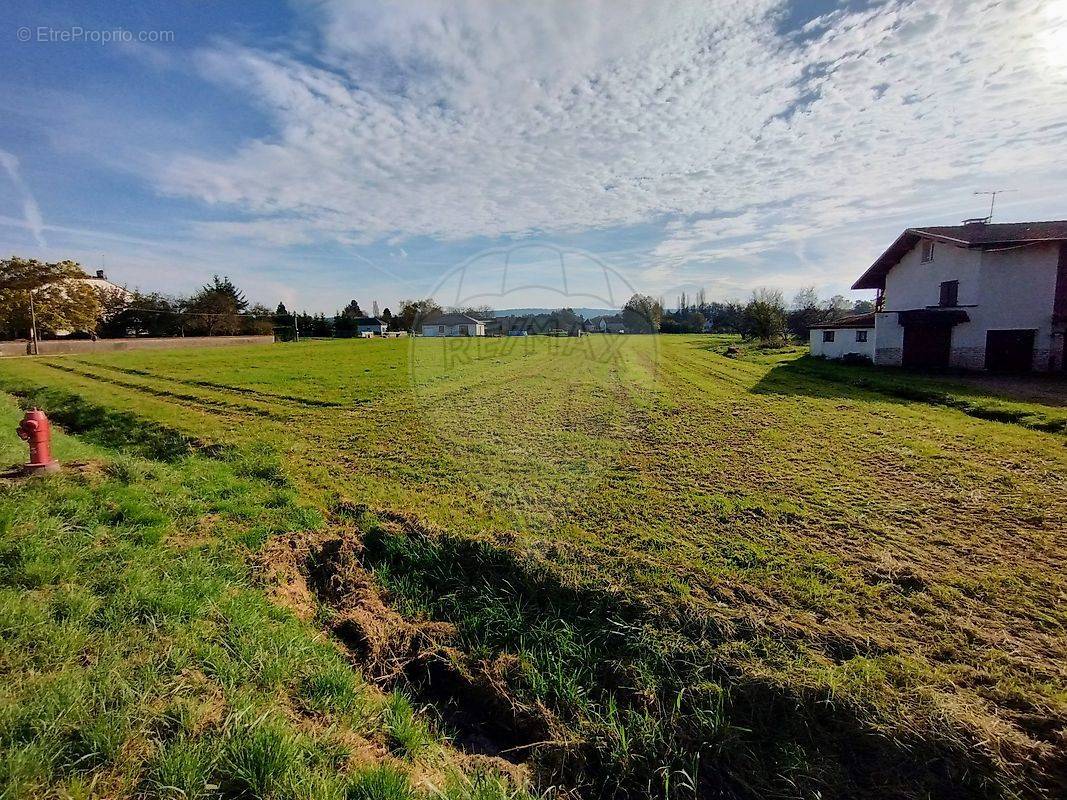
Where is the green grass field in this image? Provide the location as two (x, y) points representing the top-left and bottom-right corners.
(1, 335), (1064, 799)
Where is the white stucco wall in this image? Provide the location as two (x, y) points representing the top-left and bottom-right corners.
(810, 328), (875, 360)
(421, 321), (486, 337)
(874, 237), (1059, 370)
(882, 240), (982, 309)
(971, 243), (1059, 370)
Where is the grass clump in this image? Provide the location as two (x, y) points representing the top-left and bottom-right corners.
(301, 659), (364, 715)
(382, 693), (434, 761)
(344, 764), (415, 800)
(219, 714), (302, 798)
(148, 737), (216, 800)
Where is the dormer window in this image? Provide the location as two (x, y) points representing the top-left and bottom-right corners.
(921, 239), (935, 262)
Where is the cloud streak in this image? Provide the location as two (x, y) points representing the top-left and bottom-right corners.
(0, 148), (47, 248)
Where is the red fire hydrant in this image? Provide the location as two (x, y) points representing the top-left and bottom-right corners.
(16, 408), (59, 473)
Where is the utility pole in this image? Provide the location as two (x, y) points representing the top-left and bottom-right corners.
(293, 312), (300, 343)
(28, 289), (39, 355)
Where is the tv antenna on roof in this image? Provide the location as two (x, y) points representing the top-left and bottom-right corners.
(972, 189), (1016, 222)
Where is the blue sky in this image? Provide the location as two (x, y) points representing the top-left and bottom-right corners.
(3, 0), (1067, 314)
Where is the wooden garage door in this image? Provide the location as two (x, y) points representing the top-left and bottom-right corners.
(985, 330), (1035, 373)
(902, 325), (951, 369)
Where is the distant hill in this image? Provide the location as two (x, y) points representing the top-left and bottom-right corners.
(493, 307), (618, 319)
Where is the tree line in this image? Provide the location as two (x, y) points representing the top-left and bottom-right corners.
(660, 287), (874, 342)
(0, 257), (409, 340)
(2, 256), (873, 344)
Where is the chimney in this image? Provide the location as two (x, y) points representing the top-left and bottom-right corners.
(96, 269), (106, 279)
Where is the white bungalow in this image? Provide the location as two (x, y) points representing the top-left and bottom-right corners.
(421, 313), (486, 337)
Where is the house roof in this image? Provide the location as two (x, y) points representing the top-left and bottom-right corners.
(808, 312), (876, 329)
(353, 317), (386, 326)
(423, 313), (484, 326)
(852, 220), (1067, 290)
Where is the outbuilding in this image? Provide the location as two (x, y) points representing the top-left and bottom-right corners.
(809, 313), (876, 362)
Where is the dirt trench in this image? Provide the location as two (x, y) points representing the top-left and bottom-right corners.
(253, 518), (569, 784)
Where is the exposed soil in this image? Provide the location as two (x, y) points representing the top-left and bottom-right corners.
(253, 519), (560, 783)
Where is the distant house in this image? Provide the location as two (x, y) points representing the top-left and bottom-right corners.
(851, 221), (1067, 372)
(50, 270), (132, 337)
(79, 269), (131, 302)
(809, 313), (875, 361)
(422, 313), (486, 337)
(353, 317), (388, 336)
(587, 314), (625, 334)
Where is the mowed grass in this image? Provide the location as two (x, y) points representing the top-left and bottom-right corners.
(1, 336), (1064, 798)
(0, 394), (532, 800)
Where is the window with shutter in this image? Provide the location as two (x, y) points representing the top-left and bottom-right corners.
(939, 280), (958, 307)
(921, 240), (935, 262)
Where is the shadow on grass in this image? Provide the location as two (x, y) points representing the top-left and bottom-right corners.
(752, 356), (1066, 435)
(350, 510), (1020, 800)
(1, 382), (294, 485)
(4, 384), (210, 460)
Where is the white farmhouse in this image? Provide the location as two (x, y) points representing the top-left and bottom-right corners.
(809, 313), (875, 361)
(421, 313), (486, 337)
(851, 221), (1067, 372)
(353, 317), (388, 336)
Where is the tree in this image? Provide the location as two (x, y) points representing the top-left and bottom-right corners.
(340, 299), (364, 319)
(704, 301), (745, 333)
(381, 308), (392, 325)
(741, 288), (787, 343)
(852, 299), (875, 315)
(185, 275), (248, 336)
(825, 294), (851, 318)
(787, 286), (825, 340)
(547, 307), (582, 333)
(0, 257), (102, 339)
(660, 309), (707, 334)
(622, 293), (663, 333)
(244, 303), (275, 335)
(276, 302), (289, 316)
(792, 287), (819, 312)
(447, 304), (494, 321)
(396, 298), (441, 331)
(99, 291), (181, 338)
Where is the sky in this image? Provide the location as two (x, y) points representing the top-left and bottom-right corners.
(3, 0), (1067, 315)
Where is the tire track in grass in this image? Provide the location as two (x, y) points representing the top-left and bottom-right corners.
(41, 362), (295, 423)
(74, 360), (350, 409)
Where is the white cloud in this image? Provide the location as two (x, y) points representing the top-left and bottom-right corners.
(154, 0), (1067, 284)
(0, 148), (46, 248)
